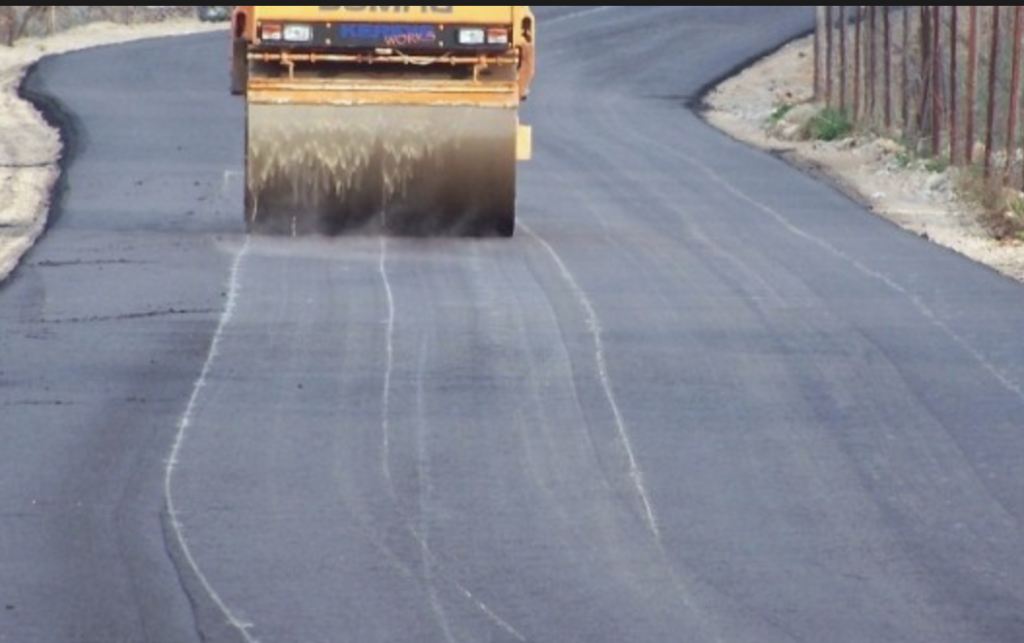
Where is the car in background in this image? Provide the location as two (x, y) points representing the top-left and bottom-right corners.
(196, 6), (231, 22)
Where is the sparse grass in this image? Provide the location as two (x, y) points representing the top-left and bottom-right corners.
(807, 107), (854, 142)
(768, 102), (794, 126)
(1009, 194), (1024, 218)
(891, 143), (948, 174)
(923, 157), (949, 173)
(955, 167), (1000, 212)
(955, 166), (1024, 241)
(1008, 194), (1024, 243)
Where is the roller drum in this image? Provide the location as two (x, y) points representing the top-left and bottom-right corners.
(245, 104), (517, 237)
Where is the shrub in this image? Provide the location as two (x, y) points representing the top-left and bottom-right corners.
(807, 107), (854, 142)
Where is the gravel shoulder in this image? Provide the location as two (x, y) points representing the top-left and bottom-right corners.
(702, 34), (1024, 284)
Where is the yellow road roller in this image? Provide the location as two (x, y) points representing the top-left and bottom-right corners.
(230, 6), (535, 237)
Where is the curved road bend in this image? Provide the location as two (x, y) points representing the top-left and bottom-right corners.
(2, 6), (1024, 643)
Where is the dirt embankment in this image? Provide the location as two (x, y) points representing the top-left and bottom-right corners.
(702, 35), (1024, 285)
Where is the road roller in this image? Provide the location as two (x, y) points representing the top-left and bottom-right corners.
(229, 6), (535, 237)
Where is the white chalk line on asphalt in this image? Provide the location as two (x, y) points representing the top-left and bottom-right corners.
(165, 235), (259, 643)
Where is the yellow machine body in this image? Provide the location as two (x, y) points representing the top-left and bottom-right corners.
(231, 5), (535, 236)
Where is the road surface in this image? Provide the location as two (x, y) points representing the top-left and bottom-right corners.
(3, 6), (1024, 642)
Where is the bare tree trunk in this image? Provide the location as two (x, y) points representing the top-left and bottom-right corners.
(902, 6), (911, 135)
(966, 6), (978, 164)
(815, 6), (827, 100)
(855, 6), (863, 118)
(1007, 6), (1024, 186)
(868, 6), (877, 121)
(949, 6), (959, 165)
(0, 7), (17, 46)
(825, 5), (834, 106)
(931, 6), (942, 156)
(883, 6), (892, 130)
(984, 6), (1002, 179)
(918, 6), (934, 148)
(839, 5), (847, 112)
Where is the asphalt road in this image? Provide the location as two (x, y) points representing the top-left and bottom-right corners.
(4, 6), (1024, 642)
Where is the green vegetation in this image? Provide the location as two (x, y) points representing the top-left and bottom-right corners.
(807, 107), (854, 142)
(768, 102), (794, 126)
(891, 144), (947, 174)
(1008, 194), (1024, 243)
(923, 157), (949, 174)
(1009, 193), (1024, 219)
